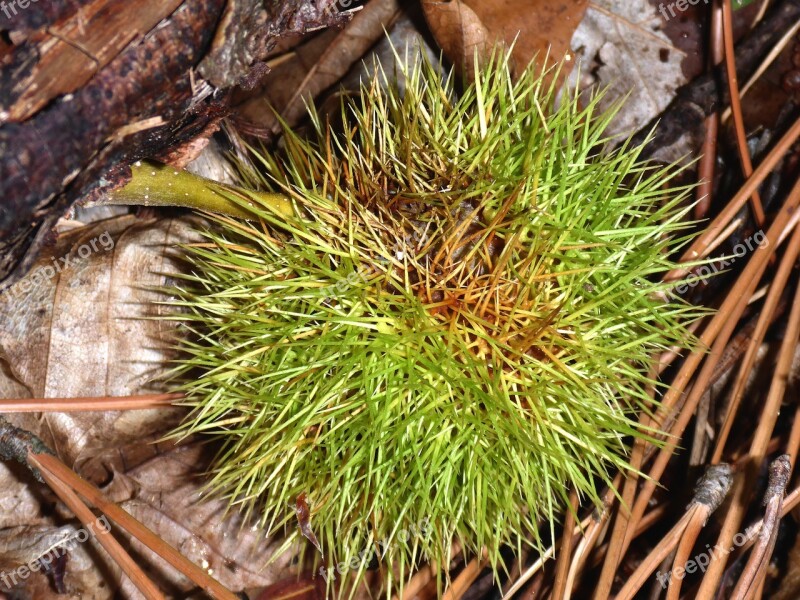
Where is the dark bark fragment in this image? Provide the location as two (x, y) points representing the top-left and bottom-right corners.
(0, 0), (92, 34)
(0, 415), (54, 482)
(0, 0), (349, 290)
(632, 0), (800, 159)
(198, 0), (350, 88)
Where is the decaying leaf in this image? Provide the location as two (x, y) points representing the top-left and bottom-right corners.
(236, 0), (403, 136)
(0, 215), (194, 466)
(422, 0), (587, 77)
(0, 523), (110, 599)
(295, 493), (322, 557)
(420, 0), (490, 75)
(105, 442), (299, 595)
(568, 0), (687, 140)
(0, 215), (301, 597)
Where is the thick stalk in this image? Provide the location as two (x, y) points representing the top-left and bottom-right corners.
(103, 160), (294, 219)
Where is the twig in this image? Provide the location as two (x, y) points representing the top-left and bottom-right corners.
(0, 417), (164, 599)
(618, 514), (693, 600)
(0, 416), (53, 481)
(721, 18), (800, 122)
(27, 452), (239, 600)
(614, 173), (800, 576)
(695, 1), (725, 220)
(666, 464), (734, 600)
(37, 462), (166, 600)
(399, 566), (433, 600)
(502, 477), (621, 599)
(729, 455), (792, 600)
(501, 540), (557, 599)
(738, 484), (800, 552)
(399, 540), (463, 600)
(668, 115), (800, 280)
(712, 221), (800, 462)
(612, 464), (733, 600)
(0, 393), (182, 412)
(551, 488), (579, 599)
(594, 369), (659, 598)
(560, 482), (622, 600)
(722, 0), (765, 226)
(598, 369), (678, 594)
(697, 268), (800, 597)
(441, 548), (488, 600)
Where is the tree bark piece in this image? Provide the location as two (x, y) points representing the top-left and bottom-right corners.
(0, 0), (348, 289)
(632, 0), (800, 162)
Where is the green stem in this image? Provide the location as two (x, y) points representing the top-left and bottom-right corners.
(104, 160), (294, 219)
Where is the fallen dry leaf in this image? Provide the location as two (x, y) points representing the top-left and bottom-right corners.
(0, 215), (194, 467)
(103, 442), (299, 596)
(234, 28), (341, 134)
(421, 0), (490, 75)
(0, 214), (303, 597)
(567, 0), (688, 143)
(0, 522), (110, 599)
(235, 0), (403, 136)
(422, 0), (587, 76)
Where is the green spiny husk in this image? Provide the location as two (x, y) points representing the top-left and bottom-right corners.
(166, 48), (703, 595)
